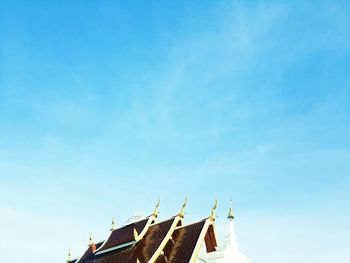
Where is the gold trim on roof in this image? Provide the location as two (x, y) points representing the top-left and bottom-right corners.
(133, 228), (139, 240)
(179, 197), (188, 218)
(152, 199), (160, 217)
(189, 218), (213, 263)
(147, 215), (182, 263)
(210, 199), (218, 221)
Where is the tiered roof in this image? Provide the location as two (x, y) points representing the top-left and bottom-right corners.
(96, 215), (154, 254)
(67, 199), (220, 263)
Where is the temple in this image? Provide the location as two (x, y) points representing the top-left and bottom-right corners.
(66, 200), (251, 263)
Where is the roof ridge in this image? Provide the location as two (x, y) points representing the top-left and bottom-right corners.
(175, 217), (208, 229)
(149, 215), (180, 226)
(121, 215), (151, 228)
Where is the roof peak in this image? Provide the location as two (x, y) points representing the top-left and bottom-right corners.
(179, 197), (188, 218)
(66, 249), (71, 263)
(210, 199), (218, 221)
(228, 200), (235, 220)
(110, 217), (117, 231)
(152, 199), (160, 217)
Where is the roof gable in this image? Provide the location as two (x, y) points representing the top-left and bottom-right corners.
(78, 217), (179, 263)
(96, 216), (154, 255)
(156, 218), (218, 263)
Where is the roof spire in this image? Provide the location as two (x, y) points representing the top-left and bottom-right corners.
(152, 199), (160, 217)
(210, 199), (218, 221)
(88, 233), (93, 246)
(66, 249), (71, 263)
(110, 217), (117, 231)
(179, 197), (188, 218)
(228, 200), (234, 221)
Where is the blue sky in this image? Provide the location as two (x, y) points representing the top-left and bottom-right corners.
(0, 1), (349, 262)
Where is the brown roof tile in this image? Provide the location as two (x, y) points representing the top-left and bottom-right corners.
(77, 242), (104, 262)
(78, 217), (176, 263)
(156, 220), (207, 263)
(97, 217), (150, 253)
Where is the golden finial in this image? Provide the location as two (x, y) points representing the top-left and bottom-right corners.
(210, 199), (218, 221)
(133, 228), (139, 240)
(136, 258), (141, 263)
(228, 200), (234, 220)
(66, 249), (72, 263)
(152, 199), (160, 217)
(110, 217), (117, 231)
(179, 197), (188, 218)
(89, 233), (93, 246)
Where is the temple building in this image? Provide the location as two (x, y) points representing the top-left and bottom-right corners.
(67, 199), (251, 263)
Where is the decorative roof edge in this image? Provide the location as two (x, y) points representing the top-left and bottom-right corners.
(134, 215), (155, 242)
(95, 240), (136, 256)
(95, 214), (155, 256)
(179, 197), (188, 218)
(147, 214), (182, 263)
(188, 218), (213, 263)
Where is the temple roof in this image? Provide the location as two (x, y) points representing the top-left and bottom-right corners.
(68, 200), (223, 263)
(77, 216), (181, 263)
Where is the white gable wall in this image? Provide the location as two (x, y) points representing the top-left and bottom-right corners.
(197, 220), (251, 263)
